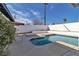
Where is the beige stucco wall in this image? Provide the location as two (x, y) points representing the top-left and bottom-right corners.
(15, 25), (48, 33)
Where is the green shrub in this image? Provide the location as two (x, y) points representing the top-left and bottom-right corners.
(0, 12), (15, 55)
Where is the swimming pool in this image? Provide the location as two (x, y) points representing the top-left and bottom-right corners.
(30, 35), (78, 46)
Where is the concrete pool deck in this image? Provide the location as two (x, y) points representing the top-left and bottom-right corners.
(8, 35), (79, 56)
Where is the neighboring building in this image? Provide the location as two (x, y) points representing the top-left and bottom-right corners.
(33, 19), (43, 25)
(13, 22), (24, 26)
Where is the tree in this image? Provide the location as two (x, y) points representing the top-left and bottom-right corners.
(0, 12), (15, 55)
(63, 18), (67, 23)
(71, 3), (79, 8)
(52, 23), (55, 25)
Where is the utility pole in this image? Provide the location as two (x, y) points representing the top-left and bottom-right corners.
(44, 3), (48, 25)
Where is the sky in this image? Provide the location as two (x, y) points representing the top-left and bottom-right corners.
(6, 3), (79, 25)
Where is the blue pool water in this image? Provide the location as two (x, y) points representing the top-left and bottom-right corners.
(30, 35), (78, 46)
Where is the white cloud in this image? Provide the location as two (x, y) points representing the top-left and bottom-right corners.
(6, 4), (33, 24)
(30, 10), (41, 18)
(15, 18), (33, 25)
(13, 13), (33, 24)
(50, 5), (54, 10)
(30, 10), (39, 15)
(51, 6), (54, 9)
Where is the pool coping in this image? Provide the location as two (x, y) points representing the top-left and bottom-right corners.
(56, 41), (79, 51)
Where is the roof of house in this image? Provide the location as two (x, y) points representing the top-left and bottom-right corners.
(0, 3), (14, 22)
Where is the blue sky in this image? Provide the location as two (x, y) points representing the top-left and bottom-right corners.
(6, 3), (79, 24)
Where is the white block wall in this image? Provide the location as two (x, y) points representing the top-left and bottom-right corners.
(49, 22), (79, 32)
(49, 24), (68, 31)
(65, 22), (79, 32)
